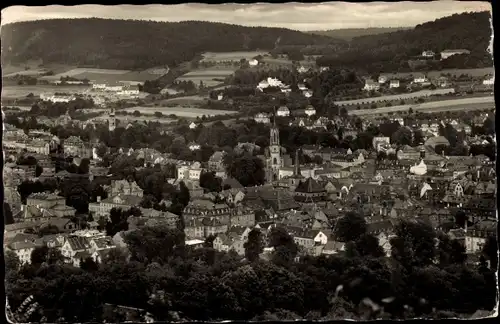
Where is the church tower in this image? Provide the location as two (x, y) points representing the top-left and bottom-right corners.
(109, 108), (116, 131)
(267, 113), (282, 182)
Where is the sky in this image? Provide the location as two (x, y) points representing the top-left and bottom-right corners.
(1, 2), (491, 31)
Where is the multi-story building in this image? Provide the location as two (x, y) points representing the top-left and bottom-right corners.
(64, 136), (91, 158)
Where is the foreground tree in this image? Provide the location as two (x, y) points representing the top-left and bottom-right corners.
(244, 228), (264, 262)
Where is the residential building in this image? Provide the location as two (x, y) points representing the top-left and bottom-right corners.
(378, 75), (388, 84)
(421, 50), (435, 57)
(276, 106), (290, 117)
(5, 241), (38, 265)
(110, 180), (143, 197)
(177, 161), (205, 181)
(60, 236), (92, 267)
(118, 85), (140, 96)
(64, 136), (91, 158)
(208, 151), (226, 171)
(389, 79), (400, 88)
(40, 93), (76, 103)
(88, 195), (143, 219)
(482, 76), (494, 86)
(363, 80), (380, 91)
(183, 199), (232, 225)
(305, 106), (316, 117)
(254, 112), (271, 124)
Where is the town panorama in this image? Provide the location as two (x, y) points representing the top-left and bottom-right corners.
(2, 3), (497, 322)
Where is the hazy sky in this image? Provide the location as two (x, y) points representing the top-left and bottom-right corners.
(1, 2), (491, 31)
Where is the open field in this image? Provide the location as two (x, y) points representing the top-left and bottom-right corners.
(335, 88), (456, 106)
(176, 67), (237, 87)
(3, 69), (50, 78)
(261, 57), (316, 67)
(381, 67), (494, 79)
(350, 96), (494, 116)
(1, 85), (91, 98)
(159, 95), (208, 105)
(38, 68), (161, 84)
(201, 51), (269, 62)
(122, 106), (239, 118)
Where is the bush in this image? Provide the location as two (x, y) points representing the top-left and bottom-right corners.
(133, 110), (141, 117)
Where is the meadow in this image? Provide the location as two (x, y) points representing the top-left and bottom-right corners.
(1, 85), (91, 98)
(175, 67), (237, 87)
(38, 68), (162, 84)
(159, 95), (208, 105)
(381, 67), (494, 79)
(122, 106), (238, 118)
(200, 51), (269, 62)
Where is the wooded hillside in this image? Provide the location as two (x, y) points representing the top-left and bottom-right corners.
(1, 19), (344, 70)
(307, 27), (412, 40)
(316, 11), (493, 73)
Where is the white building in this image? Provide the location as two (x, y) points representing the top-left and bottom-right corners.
(276, 106), (290, 117)
(410, 160), (428, 176)
(249, 59), (259, 66)
(298, 66), (309, 73)
(363, 80), (380, 91)
(303, 90), (313, 98)
(6, 241), (36, 265)
(298, 83), (308, 91)
(305, 106), (316, 117)
(440, 49), (471, 60)
(188, 142), (201, 151)
(254, 112), (271, 124)
(189, 122), (197, 129)
(258, 77), (285, 89)
(177, 162), (204, 181)
(413, 75), (428, 83)
(105, 83), (124, 92)
(40, 93), (76, 103)
(92, 83), (107, 90)
(389, 80), (400, 88)
(378, 75), (388, 84)
(483, 76), (494, 85)
(118, 85), (140, 96)
(421, 50), (435, 57)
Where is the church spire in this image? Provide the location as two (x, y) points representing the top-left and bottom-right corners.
(294, 149), (301, 176)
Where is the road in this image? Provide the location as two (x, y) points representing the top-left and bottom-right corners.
(349, 96), (494, 116)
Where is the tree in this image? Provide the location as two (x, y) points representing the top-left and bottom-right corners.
(228, 155), (266, 187)
(268, 227), (299, 266)
(4, 202), (15, 225)
(244, 228), (264, 262)
(105, 208), (129, 237)
(199, 171), (222, 193)
(30, 246), (65, 265)
(482, 236), (498, 270)
(80, 257), (99, 272)
(133, 110), (141, 117)
(5, 250), (21, 271)
(350, 234), (385, 258)
(391, 220), (436, 268)
(334, 212), (367, 242)
(154, 111), (163, 118)
(391, 127), (412, 146)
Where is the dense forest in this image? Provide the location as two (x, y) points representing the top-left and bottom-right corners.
(5, 220), (498, 322)
(307, 27), (412, 40)
(316, 11), (493, 73)
(1, 19), (343, 70)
